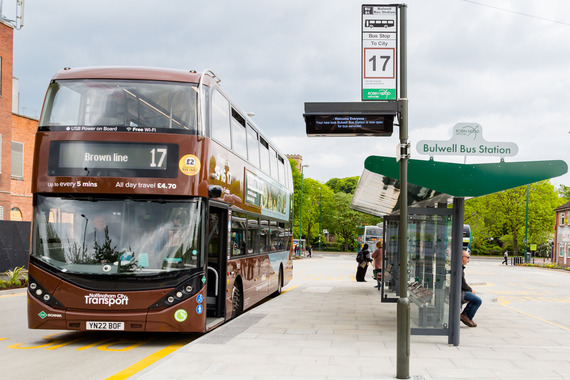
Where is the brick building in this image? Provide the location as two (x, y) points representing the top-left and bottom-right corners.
(554, 201), (570, 268)
(0, 19), (14, 220)
(10, 113), (37, 220)
(0, 19), (39, 221)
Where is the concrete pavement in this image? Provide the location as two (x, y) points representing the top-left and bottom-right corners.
(133, 255), (570, 380)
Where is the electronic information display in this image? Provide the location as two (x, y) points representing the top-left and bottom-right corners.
(48, 141), (179, 178)
(305, 114), (393, 137)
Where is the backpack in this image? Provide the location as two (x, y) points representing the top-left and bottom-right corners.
(356, 250), (363, 263)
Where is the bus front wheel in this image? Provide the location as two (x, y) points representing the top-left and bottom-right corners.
(231, 282), (243, 319)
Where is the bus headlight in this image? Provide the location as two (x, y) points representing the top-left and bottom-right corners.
(28, 276), (64, 308)
(149, 274), (202, 310)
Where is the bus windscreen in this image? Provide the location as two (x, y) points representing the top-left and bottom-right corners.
(39, 80), (199, 132)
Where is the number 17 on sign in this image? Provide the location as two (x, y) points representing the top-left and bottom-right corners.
(364, 48), (395, 79)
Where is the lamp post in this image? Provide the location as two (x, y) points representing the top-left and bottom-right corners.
(299, 164), (309, 255)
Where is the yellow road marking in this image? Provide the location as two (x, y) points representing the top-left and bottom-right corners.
(76, 337), (115, 351)
(106, 340), (189, 380)
(497, 297), (570, 331)
(282, 285), (300, 294)
(0, 292), (26, 298)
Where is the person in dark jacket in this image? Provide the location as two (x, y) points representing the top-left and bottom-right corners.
(460, 251), (482, 327)
(356, 244), (372, 282)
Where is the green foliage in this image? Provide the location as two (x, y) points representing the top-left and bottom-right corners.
(559, 184), (570, 201)
(519, 262), (568, 270)
(325, 177), (359, 194)
(1, 266), (28, 288)
(289, 160), (381, 251)
(465, 181), (563, 256)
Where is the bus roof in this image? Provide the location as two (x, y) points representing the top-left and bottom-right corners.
(51, 66), (215, 85)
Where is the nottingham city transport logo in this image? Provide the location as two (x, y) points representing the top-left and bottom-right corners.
(84, 293), (129, 306)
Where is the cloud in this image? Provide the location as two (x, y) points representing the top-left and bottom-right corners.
(10, 0), (570, 187)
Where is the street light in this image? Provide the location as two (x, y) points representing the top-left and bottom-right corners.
(299, 164), (309, 255)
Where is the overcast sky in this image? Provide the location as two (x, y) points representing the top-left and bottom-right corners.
(6, 0), (570, 187)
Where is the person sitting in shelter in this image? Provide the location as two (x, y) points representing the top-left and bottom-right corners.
(460, 250), (482, 328)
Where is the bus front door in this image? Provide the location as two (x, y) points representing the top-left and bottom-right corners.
(206, 205), (228, 328)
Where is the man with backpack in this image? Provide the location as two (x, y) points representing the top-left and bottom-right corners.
(356, 244), (372, 282)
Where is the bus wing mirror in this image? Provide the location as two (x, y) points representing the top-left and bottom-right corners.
(208, 185), (223, 198)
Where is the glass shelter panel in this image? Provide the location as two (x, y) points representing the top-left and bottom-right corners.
(382, 210), (452, 335)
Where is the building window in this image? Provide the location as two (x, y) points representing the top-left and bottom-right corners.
(11, 141), (24, 179)
(561, 213), (566, 226)
(560, 243), (564, 257)
(0, 206), (3, 220)
(10, 207), (22, 221)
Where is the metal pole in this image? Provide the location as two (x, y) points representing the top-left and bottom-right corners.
(396, 4), (410, 379)
(300, 167), (305, 253)
(319, 187), (322, 251)
(524, 184), (529, 263)
(449, 197), (464, 346)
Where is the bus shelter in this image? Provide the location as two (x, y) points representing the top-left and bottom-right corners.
(351, 156), (567, 345)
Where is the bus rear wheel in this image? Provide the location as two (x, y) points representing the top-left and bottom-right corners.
(231, 283), (243, 319)
(272, 267), (283, 297)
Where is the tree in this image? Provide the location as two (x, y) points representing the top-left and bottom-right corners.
(289, 159), (335, 243)
(559, 184), (570, 201)
(326, 192), (381, 251)
(465, 181), (563, 256)
(325, 176), (359, 194)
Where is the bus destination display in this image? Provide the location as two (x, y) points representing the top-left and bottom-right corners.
(305, 114), (393, 137)
(48, 141), (179, 178)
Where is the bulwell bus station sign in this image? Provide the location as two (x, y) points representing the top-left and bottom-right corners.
(416, 122), (519, 158)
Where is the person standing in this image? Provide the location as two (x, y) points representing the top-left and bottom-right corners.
(356, 243), (372, 282)
(460, 251), (482, 327)
(371, 241), (383, 288)
(502, 250), (508, 265)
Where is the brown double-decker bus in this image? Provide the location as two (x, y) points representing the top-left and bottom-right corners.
(28, 67), (294, 332)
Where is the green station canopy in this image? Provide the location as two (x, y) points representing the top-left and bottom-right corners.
(350, 156), (567, 217)
(365, 156), (568, 197)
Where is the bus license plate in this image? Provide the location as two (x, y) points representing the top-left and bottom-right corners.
(86, 321), (125, 330)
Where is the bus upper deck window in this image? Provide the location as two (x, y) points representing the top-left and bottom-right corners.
(40, 80), (198, 132)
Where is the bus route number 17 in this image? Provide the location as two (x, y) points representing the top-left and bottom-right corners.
(150, 148), (167, 168)
(364, 48), (395, 79)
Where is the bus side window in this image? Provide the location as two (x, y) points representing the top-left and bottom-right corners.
(247, 217), (260, 254)
(260, 219), (270, 253)
(259, 137), (270, 175)
(278, 155), (286, 185)
(231, 212), (247, 256)
(269, 147), (278, 180)
(231, 109), (247, 158)
(246, 124), (260, 168)
(270, 221), (283, 251)
(211, 90), (231, 148)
